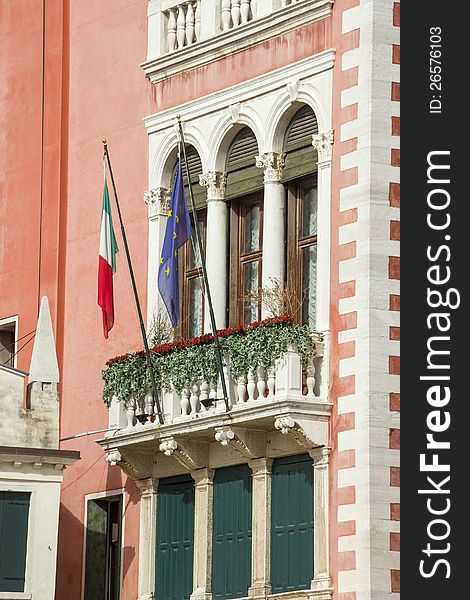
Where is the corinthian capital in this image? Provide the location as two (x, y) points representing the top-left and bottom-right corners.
(199, 171), (227, 201)
(143, 187), (171, 219)
(255, 152), (286, 183)
(312, 130), (334, 163)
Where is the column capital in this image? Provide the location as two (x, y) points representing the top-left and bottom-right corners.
(309, 446), (331, 466)
(144, 187), (171, 219)
(255, 152), (286, 183)
(248, 457), (273, 476)
(199, 171), (227, 200)
(191, 467), (215, 486)
(312, 130), (334, 163)
(135, 477), (159, 499)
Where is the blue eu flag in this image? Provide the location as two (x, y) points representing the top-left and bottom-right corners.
(158, 160), (193, 326)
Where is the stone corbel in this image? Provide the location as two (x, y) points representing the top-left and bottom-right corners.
(105, 448), (153, 480)
(214, 426), (266, 459)
(286, 79), (299, 103)
(159, 436), (207, 470)
(274, 416), (323, 450)
(228, 102), (241, 123)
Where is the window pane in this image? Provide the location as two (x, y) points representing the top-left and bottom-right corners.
(243, 203), (261, 254)
(188, 276), (203, 338)
(188, 215), (206, 270)
(243, 260), (259, 323)
(301, 245), (317, 329)
(0, 492), (30, 593)
(301, 186), (317, 238)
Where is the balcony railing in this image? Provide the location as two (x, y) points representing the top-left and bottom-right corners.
(143, 0), (334, 82)
(104, 318), (328, 433)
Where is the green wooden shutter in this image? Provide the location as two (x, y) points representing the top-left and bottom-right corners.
(283, 105), (318, 182)
(173, 146), (206, 209)
(156, 475), (195, 600)
(84, 499), (108, 600)
(0, 491), (30, 592)
(212, 464), (252, 600)
(225, 127), (263, 200)
(271, 454), (314, 594)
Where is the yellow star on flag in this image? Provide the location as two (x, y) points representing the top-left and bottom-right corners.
(167, 209), (172, 217)
(165, 266), (170, 276)
(173, 231), (177, 239)
(160, 257), (164, 264)
(175, 215), (179, 223)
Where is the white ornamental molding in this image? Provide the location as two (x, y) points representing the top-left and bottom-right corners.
(105, 448), (122, 466)
(311, 130), (334, 163)
(228, 102), (241, 124)
(255, 152), (286, 183)
(199, 171), (228, 200)
(144, 187), (171, 218)
(159, 436), (207, 470)
(286, 79), (299, 103)
(274, 416), (321, 450)
(214, 426), (265, 459)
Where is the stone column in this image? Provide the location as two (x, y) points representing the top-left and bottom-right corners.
(248, 458), (273, 598)
(144, 187), (171, 329)
(309, 447), (332, 594)
(190, 468), (215, 600)
(311, 131), (333, 333)
(136, 478), (159, 600)
(199, 172), (228, 331)
(256, 152), (286, 317)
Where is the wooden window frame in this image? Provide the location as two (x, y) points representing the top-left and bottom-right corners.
(229, 193), (264, 326)
(287, 174), (318, 326)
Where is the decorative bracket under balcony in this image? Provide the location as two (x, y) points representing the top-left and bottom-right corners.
(158, 436), (208, 470)
(274, 415), (323, 450)
(214, 426), (266, 459)
(105, 448), (154, 480)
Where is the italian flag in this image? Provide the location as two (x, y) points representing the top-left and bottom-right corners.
(98, 169), (118, 338)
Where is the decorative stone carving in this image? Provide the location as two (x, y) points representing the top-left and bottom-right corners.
(312, 130), (334, 163)
(228, 102), (241, 123)
(255, 152), (286, 183)
(214, 426), (265, 459)
(144, 187), (171, 218)
(286, 79), (299, 102)
(159, 436), (207, 470)
(199, 171), (227, 200)
(105, 448), (122, 466)
(273, 416), (320, 450)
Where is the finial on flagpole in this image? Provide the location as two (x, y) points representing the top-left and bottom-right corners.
(175, 114), (181, 122)
(102, 138), (107, 145)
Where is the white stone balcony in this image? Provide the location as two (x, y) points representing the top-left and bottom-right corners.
(143, 0), (334, 82)
(99, 332), (331, 480)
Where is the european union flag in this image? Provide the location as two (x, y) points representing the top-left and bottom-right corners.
(158, 159), (193, 326)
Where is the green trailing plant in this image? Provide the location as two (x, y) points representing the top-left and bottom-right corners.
(101, 315), (316, 407)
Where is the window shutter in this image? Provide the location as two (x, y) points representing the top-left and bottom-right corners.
(212, 464), (252, 600)
(283, 105), (318, 182)
(0, 491), (30, 593)
(225, 128), (263, 200)
(156, 476), (195, 600)
(84, 499), (108, 600)
(271, 454), (314, 593)
(173, 146), (205, 209)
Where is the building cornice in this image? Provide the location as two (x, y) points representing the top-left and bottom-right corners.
(144, 49), (335, 134)
(141, 0), (334, 84)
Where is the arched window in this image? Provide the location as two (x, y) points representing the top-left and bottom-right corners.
(284, 105), (319, 328)
(226, 127), (264, 324)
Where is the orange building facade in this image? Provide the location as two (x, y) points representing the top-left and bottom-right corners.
(0, 1), (400, 600)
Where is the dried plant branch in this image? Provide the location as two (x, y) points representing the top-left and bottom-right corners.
(241, 277), (305, 320)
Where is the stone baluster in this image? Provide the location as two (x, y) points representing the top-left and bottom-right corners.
(266, 366), (275, 400)
(222, 0), (232, 31)
(181, 388), (190, 415)
(199, 380), (209, 409)
(195, 0), (201, 40)
(190, 383), (200, 414)
(209, 380), (218, 402)
(305, 359), (316, 399)
(247, 369), (256, 401)
(176, 4), (186, 49)
(237, 375), (247, 404)
(186, 2), (195, 45)
(167, 8), (177, 52)
(256, 366), (266, 399)
(126, 398), (136, 428)
(144, 388), (154, 423)
(240, 0), (250, 22)
(231, 0), (241, 27)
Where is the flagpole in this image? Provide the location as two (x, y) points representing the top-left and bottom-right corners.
(102, 140), (164, 425)
(175, 118), (230, 413)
